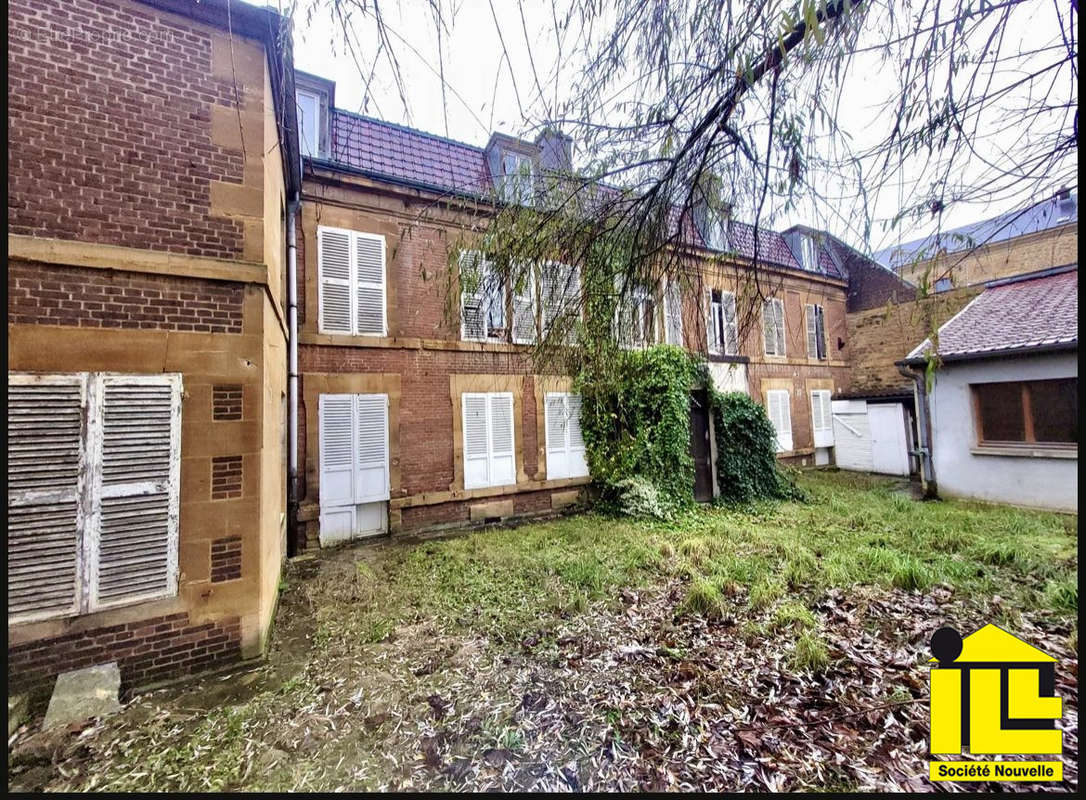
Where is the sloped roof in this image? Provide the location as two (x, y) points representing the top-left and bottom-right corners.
(904, 266), (1077, 362)
(875, 190), (1078, 271)
(320, 110), (847, 279)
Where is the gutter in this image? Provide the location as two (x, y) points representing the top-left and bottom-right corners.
(896, 362), (938, 499)
(286, 191), (301, 557)
(899, 339), (1077, 367)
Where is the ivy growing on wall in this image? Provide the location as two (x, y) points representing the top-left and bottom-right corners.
(709, 390), (804, 504)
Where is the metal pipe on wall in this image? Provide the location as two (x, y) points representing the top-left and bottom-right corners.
(286, 191), (301, 556)
(898, 363), (939, 499)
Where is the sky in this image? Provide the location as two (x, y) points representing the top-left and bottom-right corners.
(268, 0), (1077, 257)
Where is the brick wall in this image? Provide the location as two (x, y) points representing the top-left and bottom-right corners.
(7, 261), (244, 333)
(211, 537), (243, 582)
(211, 455), (244, 500)
(8, 613), (242, 694)
(7, 0), (245, 258)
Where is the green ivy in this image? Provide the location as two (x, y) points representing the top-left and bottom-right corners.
(709, 390), (803, 504)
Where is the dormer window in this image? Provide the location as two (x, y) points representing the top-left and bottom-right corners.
(296, 89), (321, 158)
(799, 235), (819, 271)
(705, 214), (730, 251)
(501, 152), (535, 205)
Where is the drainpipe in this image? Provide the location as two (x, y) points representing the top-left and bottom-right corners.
(286, 191), (301, 556)
(898, 363), (938, 499)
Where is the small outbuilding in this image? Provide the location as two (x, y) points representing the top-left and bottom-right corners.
(899, 266), (1077, 512)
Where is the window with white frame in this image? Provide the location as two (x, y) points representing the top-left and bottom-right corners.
(805, 303), (827, 360)
(765, 389), (793, 453)
(799, 234), (819, 271)
(663, 280), (683, 346)
(318, 226), (387, 336)
(544, 393), (588, 479)
(706, 289), (739, 356)
(511, 264), (538, 344)
(615, 280), (655, 349)
(460, 250), (507, 342)
(296, 89), (321, 158)
(763, 298), (786, 356)
(8, 372), (182, 624)
(501, 152), (535, 205)
(462, 392), (516, 489)
(541, 261), (580, 344)
(810, 389), (834, 448)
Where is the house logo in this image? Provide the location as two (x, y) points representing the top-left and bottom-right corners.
(927, 624), (1064, 782)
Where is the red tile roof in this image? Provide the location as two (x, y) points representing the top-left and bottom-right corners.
(325, 110), (845, 278)
(906, 267), (1078, 361)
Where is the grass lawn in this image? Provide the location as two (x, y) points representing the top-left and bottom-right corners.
(10, 471), (1078, 792)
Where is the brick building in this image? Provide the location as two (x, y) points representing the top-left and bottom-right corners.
(7, 0), (300, 694)
(289, 73), (912, 545)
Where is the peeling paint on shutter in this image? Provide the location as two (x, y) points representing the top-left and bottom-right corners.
(319, 227), (353, 334)
(91, 374), (181, 610)
(7, 374), (85, 622)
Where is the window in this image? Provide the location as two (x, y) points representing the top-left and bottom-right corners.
(805, 304), (827, 360)
(8, 372), (182, 624)
(545, 393), (589, 479)
(460, 251), (507, 342)
(706, 289), (739, 356)
(319, 393), (390, 539)
(615, 280), (655, 349)
(664, 280), (683, 346)
(296, 89), (320, 158)
(462, 393), (516, 489)
(501, 152), (535, 205)
(972, 378), (1077, 448)
(541, 261), (580, 344)
(766, 389), (793, 452)
(318, 227), (387, 336)
(763, 298), (786, 356)
(799, 235), (819, 271)
(705, 213), (730, 251)
(810, 389), (834, 448)
(934, 277), (952, 293)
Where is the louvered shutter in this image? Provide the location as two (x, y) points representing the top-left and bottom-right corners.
(488, 393), (516, 486)
(706, 290), (722, 355)
(815, 305), (826, 359)
(319, 227), (353, 334)
(462, 394), (490, 489)
(812, 390), (834, 447)
(319, 394), (356, 538)
(763, 300), (777, 355)
(767, 390), (792, 452)
(354, 394), (389, 503)
(722, 292), (739, 355)
(664, 281), (683, 345)
(542, 262), (580, 344)
(7, 375), (85, 622)
(544, 394), (568, 478)
(460, 252), (488, 341)
(355, 233), (386, 335)
(775, 301), (787, 355)
(91, 374), (181, 609)
(512, 266), (537, 344)
(566, 394), (588, 477)
(806, 305), (819, 358)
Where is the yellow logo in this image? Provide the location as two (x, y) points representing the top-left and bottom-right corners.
(927, 624), (1064, 782)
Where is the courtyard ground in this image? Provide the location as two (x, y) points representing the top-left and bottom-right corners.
(8, 471), (1078, 792)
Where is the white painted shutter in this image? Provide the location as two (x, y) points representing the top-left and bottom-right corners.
(462, 394), (490, 489)
(7, 375), (85, 622)
(91, 374), (181, 609)
(355, 233), (386, 335)
(722, 292), (739, 355)
(319, 395), (355, 508)
(768, 390), (793, 452)
(488, 393), (516, 486)
(763, 300), (777, 355)
(806, 304), (819, 358)
(512, 267), (537, 344)
(460, 252), (488, 340)
(706, 290), (722, 355)
(812, 390), (834, 448)
(775, 300), (787, 355)
(566, 395), (588, 477)
(354, 394), (390, 503)
(544, 394), (569, 479)
(319, 227), (353, 334)
(664, 281), (683, 345)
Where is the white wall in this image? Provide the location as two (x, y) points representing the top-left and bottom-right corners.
(708, 362), (748, 395)
(929, 352), (1077, 512)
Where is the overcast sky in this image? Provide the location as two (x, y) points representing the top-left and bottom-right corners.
(276, 0), (1076, 256)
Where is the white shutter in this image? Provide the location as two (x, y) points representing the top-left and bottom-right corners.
(665, 281), (683, 345)
(546, 393), (588, 480)
(722, 292), (739, 355)
(354, 394), (390, 503)
(775, 300), (787, 356)
(7, 374), (85, 622)
(488, 393), (516, 486)
(566, 394), (588, 477)
(319, 394), (355, 509)
(91, 374), (181, 609)
(767, 390), (792, 452)
(763, 300), (777, 355)
(318, 227), (353, 334)
(355, 232), (386, 335)
(812, 390), (834, 447)
(462, 393), (490, 489)
(460, 251), (489, 341)
(806, 304), (819, 358)
(706, 290), (722, 355)
(512, 266), (537, 344)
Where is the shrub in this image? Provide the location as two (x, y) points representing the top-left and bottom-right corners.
(609, 476), (673, 520)
(711, 391), (803, 504)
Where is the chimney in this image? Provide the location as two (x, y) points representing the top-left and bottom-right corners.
(535, 128), (573, 172)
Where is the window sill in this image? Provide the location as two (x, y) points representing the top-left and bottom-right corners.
(971, 445), (1077, 460)
(708, 354), (750, 364)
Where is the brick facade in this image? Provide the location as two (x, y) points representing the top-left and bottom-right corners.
(7, 0), (246, 259)
(211, 455), (244, 500)
(8, 613), (242, 695)
(211, 537), (243, 582)
(7, 261), (244, 333)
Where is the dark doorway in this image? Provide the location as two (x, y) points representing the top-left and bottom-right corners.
(689, 390), (714, 503)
